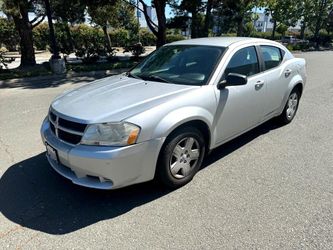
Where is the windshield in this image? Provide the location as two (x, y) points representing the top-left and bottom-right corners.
(129, 45), (226, 86)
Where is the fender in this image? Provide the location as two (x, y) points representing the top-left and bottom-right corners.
(278, 58), (306, 114)
(152, 106), (214, 144)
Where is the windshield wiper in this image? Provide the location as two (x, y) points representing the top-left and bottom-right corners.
(126, 72), (142, 80)
(140, 74), (171, 83)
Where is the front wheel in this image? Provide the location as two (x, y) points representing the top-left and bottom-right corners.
(276, 89), (300, 125)
(156, 127), (206, 189)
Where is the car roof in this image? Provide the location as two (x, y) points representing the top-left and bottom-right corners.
(168, 37), (279, 48)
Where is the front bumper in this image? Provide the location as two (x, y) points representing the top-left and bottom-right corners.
(40, 118), (165, 189)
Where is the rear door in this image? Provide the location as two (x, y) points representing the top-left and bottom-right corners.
(258, 45), (293, 117)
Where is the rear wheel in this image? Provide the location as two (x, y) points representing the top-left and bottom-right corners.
(276, 88), (300, 125)
(156, 127), (205, 189)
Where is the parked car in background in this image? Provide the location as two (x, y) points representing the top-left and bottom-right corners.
(282, 35), (309, 45)
(41, 37), (306, 190)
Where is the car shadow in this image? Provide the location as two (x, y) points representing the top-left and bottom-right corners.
(203, 119), (282, 168)
(0, 119), (282, 235)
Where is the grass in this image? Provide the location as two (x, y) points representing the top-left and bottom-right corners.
(0, 59), (140, 80)
(66, 60), (139, 73)
(0, 64), (53, 80)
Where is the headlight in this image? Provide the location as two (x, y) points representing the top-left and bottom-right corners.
(81, 122), (140, 146)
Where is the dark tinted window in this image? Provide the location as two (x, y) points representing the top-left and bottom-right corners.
(223, 46), (259, 79)
(261, 45), (282, 70)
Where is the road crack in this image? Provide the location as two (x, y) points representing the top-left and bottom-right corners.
(0, 136), (15, 164)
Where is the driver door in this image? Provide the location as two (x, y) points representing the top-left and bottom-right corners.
(214, 46), (266, 145)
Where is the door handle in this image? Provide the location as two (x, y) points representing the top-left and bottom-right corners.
(285, 69), (292, 77)
(255, 80), (264, 90)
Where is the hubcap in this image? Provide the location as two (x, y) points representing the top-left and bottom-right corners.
(286, 93), (298, 120)
(169, 137), (200, 179)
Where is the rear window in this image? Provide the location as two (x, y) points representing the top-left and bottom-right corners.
(260, 46), (283, 70)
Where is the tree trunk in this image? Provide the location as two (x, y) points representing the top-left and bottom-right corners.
(45, 0), (60, 59)
(138, 0), (166, 48)
(12, 6), (36, 67)
(300, 22), (306, 40)
(153, 0), (166, 48)
(191, 13), (199, 38)
(156, 28), (166, 48)
(65, 23), (74, 52)
(102, 25), (112, 52)
(313, 0), (327, 48)
(271, 19), (277, 40)
(203, 0), (213, 37)
(236, 17), (244, 36)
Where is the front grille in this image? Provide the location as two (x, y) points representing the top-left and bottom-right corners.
(49, 111), (87, 145)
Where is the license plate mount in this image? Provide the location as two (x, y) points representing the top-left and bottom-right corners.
(46, 143), (59, 163)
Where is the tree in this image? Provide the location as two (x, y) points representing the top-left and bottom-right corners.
(264, 0), (299, 39)
(88, 0), (138, 50)
(203, 0), (214, 37)
(309, 0), (333, 46)
(126, 0), (168, 47)
(0, 17), (20, 51)
(88, 1), (119, 52)
(227, 0), (257, 36)
(1, 0), (45, 67)
(51, 0), (86, 53)
(177, 0), (205, 38)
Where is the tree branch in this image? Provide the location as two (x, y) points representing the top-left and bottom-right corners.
(29, 15), (41, 24)
(139, 0), (158, 30)
(124, 0), (158, 30)
(31, 15), (46, 28)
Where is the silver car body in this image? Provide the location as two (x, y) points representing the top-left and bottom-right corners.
(41, 37), (306, 189)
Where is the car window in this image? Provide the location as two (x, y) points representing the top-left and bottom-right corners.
(223, 46), (259, 79)
(260, 45), (282, 70)
(130, 45), (225, 86)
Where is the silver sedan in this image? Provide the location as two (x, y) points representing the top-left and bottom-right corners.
(41, 37), (306, 189)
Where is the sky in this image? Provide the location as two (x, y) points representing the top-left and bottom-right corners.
(0, 1), (174, 20)
(142, 0), (174, 18)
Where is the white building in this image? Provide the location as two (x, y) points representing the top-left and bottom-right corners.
(254, 12), (302, 33)
(254, 13), (274, 32)
(136, 2), (158, 30)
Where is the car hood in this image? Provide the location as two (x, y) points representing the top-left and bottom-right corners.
(51, 75), (197, 123)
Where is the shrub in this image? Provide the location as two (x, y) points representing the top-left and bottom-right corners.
(309, 30), (332, 46)
(33, 23), (49, 50)
(166, 34), (185, 43)
(0, 47), (10, 70)
(0, 18), (19, 51)
(139, 29), (156, 46)
(71, 24), (107, 62)
(109, 28), (129, 47)
(123, 43), (145, 58)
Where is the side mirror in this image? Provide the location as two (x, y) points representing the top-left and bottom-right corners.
(217, 73), (248, 89)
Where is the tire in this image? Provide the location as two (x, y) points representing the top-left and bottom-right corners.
(156, 126), (206, 189)
(276, 88), (301, 125)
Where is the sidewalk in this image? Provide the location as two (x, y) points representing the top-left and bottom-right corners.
(0, 68), (129, 89)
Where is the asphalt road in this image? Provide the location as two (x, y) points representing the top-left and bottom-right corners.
(0, 51), (332, 249)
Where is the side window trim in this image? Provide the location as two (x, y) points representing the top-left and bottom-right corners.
(222, 45), (260, 80)
(255, 45), (265, 73)
(259, 45), (283, 71)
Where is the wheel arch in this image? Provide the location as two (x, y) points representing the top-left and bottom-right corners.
(164, 119), (212, 154)
(152, 106), (214, 151)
